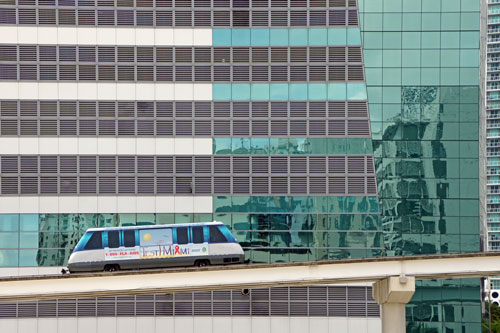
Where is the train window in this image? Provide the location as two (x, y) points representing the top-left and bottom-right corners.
(84, 231), (102, 250)
(108, 231), (119, 248)
(209, 225), (228, 243)
(177, 227), (188, 245)
(192, 226), (204, 244)
(123, 230), (135, 247)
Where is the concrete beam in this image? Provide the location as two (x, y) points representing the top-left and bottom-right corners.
(372, 277), (416, 333)
(0, 253), (499, 302)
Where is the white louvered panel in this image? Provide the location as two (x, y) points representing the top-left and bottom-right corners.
(213, 176), (230, 194)
(309, 176), (326, 194)
(328, 156), (345, 174)
(232, 156), (250, 173)
(328, 119), (345, 136)
(194, 156), (212, 173)
(214, 156), (231, 173)
(329, 176), (345, 194)
(271, 176), (288, 194)
(251, 156), (269, 173)
(234, 102), (251, 118)
(347, 120), (370, 136)
(137, 176), (154, 194)
(290, 176), (307, 194)
(309, 120), (326, 135)
(251, 176), (269, 194)
(348, 65), (364, 80)
(347, 156), (365, 173)
(309, 156), (326, 173)
(290, 156), (307, 173)
(156, 176), (173, 194)
(233, 176), (250, 194)
(366, 176), (377, 194)
(347, 177), (365, 194)
(175, 176), (192, 194)
(194, 176), (211, 194)
(233, 120), (250, 135)
(270, 156), (288, 174)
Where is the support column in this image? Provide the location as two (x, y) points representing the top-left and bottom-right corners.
(372, 276), (415, 333)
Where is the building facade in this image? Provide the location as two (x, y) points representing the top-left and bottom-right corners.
(0, 0), (482, 332)
(487, 0), (500, 295)
(359, 0), (484, 331)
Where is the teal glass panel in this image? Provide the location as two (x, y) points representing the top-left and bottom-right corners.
(37, 249), (62, 266)
(78, 214), (97, 230)
(289, 28), (308, 46)
(59, 214), (79, 231)
(213, 196), (232, 213)
(0, 214), (19, 231)
(156, 214), (175, 225)
(347, 83), (368, 100)
(175, 214), (192, 223)
(231, 196), (252, 213)
(232, 29), (250, 45)
(232, 84), (251, 101)
(270, 29), (289, 46)
(270, 84), (289, 100)
(19, 250), (37, 266)
(269, 138), (289, 154)
(289, 83), (308, 100)
(98, 214), (117, 228)
(328, 138), (346, 154)
(309, 138), (327, 154)
(137, 214), (155, 225)
(0, 250), (18, 266)
(20, 214), (38, 231)
(308, 28), (327, 45)
(347, 27), (362, 45)
(39, 214), (58, 231)
(0, 232), (19, 248)
(251, 28), (270, 46)
(60, 231), (80, 249)
(20, 232), (39, 248)
(213, 138), (232, 154)
(118, 213), (136, 226)
(251, 84), (270, 100)
(328, 28), (347, 45)
(328, 83), (347, 100)
(213, 84), (231, 100)
(309, 84), (327, 100)
(251, 138), (270, 154)
(232, 138), (250, 154)
(212, 29), (231, 46)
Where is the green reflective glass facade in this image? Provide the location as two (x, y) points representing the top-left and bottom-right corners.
(358, 0), (482, 331)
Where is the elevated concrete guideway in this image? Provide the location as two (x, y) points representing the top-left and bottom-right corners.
(2, 253), (500, 332)
(0, 252), (498, 301)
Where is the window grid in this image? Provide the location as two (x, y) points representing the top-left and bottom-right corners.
(0, 286), (379, 318)
(0, 154), (377, 195)
(0, 100), (371, 137)
(0, 45), (365, 83)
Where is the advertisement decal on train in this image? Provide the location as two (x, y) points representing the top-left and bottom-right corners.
(104, 228), (209, 261)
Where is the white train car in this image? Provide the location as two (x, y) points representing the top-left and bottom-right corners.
(67, 221), (245, 273)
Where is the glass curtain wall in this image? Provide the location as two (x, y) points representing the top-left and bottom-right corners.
(358, 0), (482, 331)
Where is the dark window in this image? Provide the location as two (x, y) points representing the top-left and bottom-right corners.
(209, 225), (228, 243)
(123, 230), (135, 247)
(192, 226), (204, 244)
(84, 231), (102, 250)
(108, 231), (119, 248)
(177, 227), (188, 244)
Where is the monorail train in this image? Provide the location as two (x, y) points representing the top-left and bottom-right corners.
(66, 221), (245, 273)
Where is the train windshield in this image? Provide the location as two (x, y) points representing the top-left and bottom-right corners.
(209, 225), (228, 243)
(84, 231), (102, 250)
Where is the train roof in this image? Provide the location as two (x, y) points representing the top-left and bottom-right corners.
(85, 221), (223, 232)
